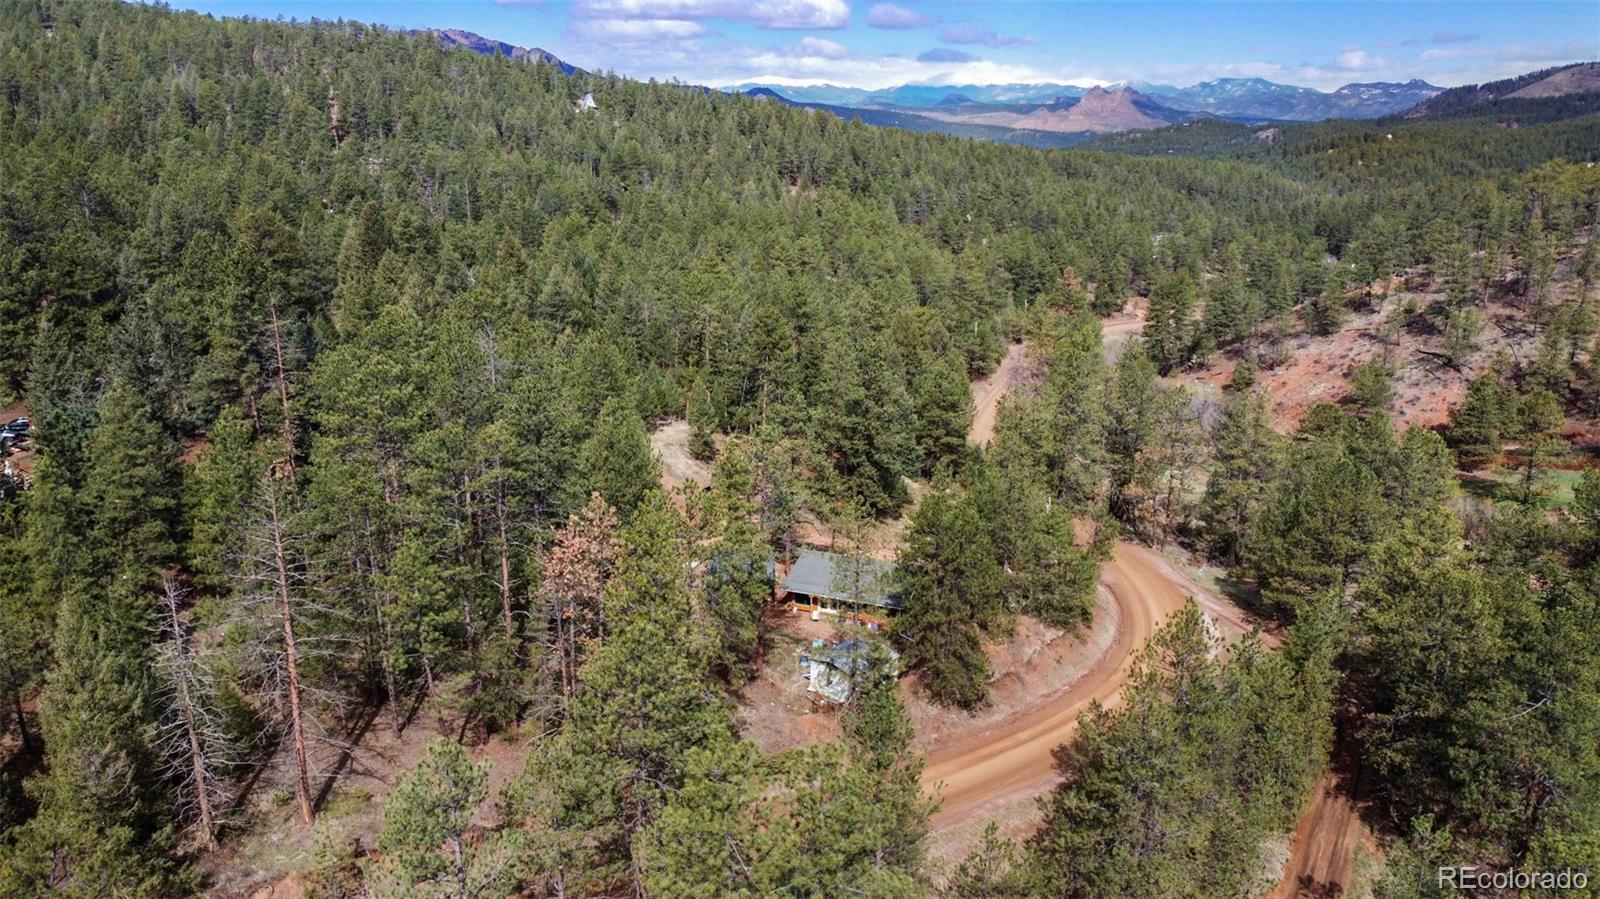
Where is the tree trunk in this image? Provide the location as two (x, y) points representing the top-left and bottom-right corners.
(266, 488), (315, 826)
(380, 610), (404, 737)
(163, 587), (219, 848)
(265, 296), (297, 479)
(450, 835), (469, 899)
(497, 508), (514, 637)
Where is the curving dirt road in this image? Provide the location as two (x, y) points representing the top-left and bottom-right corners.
(927, 308), (1347, 891)
(926, 310), (1265, 831)
(922, 542), (1250, 827)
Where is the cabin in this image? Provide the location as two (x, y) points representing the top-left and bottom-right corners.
(780, 549), (902, 622)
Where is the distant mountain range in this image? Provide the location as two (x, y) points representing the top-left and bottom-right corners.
(730, 82), (1099, 108)
(749, 85), (1215, 147)
(741, 76), (1442, 123)
(423, 28), (1595, 148)
(1132, 77), (1442, 121)
(745, 88), (1092, 149)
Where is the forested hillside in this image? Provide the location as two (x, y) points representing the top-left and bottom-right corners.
(2, 2), (1599, 897)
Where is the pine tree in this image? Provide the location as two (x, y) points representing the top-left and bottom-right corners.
(578, 396), (660, 518)
(896, 490), (1004, 709)
(912, 356), (974, 475)
(0, 485), (46, 761)
(685, 372), (718, 462)
(373, 738), (509, 899)
(1449, 371), (1513, 467)
(1021, 603), (1334, 897)
(1514, 388), (1567, 503)
(152, 580), (229, 850)
(813, 334), (917, 515)
(1243, 433), (1388, 614)
(1145, 272), (1196, 374)
(1348, 358), (1395, 414)
(637, 661), (930, 899)
(81, 379), (180, 587)
(509, 501), (731, 896)
(1, 586), (183, 897)
(185, 406), (262, 591)
(234, 475), (320, 826)
(965, 457), (1099, 629)
(1519, 215), (1556, 315)
(1021, 311), (1109, 512)
(375, 533), (460, 723)
(538, 493), (621, 715)
(1307, 263), (1350, 335)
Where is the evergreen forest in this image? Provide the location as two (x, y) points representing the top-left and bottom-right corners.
(1, 2), (1599, 897)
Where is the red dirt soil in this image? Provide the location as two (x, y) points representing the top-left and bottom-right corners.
(969, 342), (1030, 447)
(921, 542), (1258, 830)
(1269, 773), (1374, 898)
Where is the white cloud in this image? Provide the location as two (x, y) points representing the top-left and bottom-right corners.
(797, 36), (849, 58)
(1335, 47), (1384, 71)
(941, 24), (1033, 48)
(570, 17), (707, 41)
(1423, 39), (1595, 65)
(573, 0), (851, 30)
(867, 3), (929, 29)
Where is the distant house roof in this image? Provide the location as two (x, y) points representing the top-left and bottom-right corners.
(782, 549), (902, 610)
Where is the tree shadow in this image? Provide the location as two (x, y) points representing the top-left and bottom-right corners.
(1215, 574), (1277, 623)
(312, 700), (385, 811)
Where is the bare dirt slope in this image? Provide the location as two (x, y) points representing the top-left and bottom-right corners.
(649, 419), (710, 490)
(1172, 272), (1578, 433)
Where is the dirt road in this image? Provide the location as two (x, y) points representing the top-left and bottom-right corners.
(968, 343), (1028, 447)
(1269, 773), (1367, 897)
(928, 313), (1263, 829)
(922, 542), (1249, 827)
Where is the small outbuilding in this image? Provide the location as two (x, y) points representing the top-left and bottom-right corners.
(781, 549), (902, 617)
(804, 637), (898, 704)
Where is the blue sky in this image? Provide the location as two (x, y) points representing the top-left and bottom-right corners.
(166, 1), (1599, 90)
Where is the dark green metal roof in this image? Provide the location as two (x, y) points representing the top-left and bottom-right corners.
(781, 549), (902, 610)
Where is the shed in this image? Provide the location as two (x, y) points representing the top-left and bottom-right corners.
(806, 637), (899, 704)
(781, 549), (902, 613)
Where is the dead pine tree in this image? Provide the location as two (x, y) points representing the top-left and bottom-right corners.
(262, 294), (300, 478)
(154, 578), (229, 849)
(537, 494), (620, 715)
(236, 474), (318, 826)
